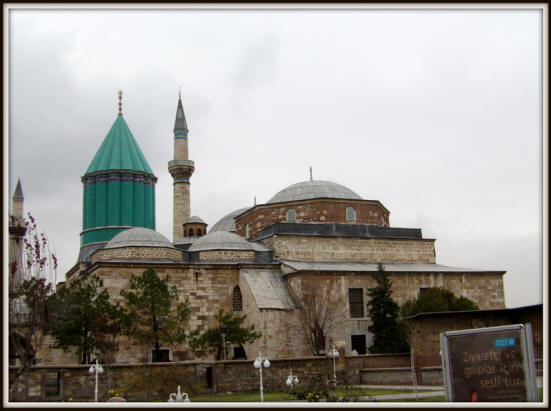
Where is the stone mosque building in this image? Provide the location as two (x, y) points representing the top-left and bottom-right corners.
(12, 92), (506, 364)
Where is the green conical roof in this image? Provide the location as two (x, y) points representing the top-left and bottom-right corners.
(85, 115), (153, 175)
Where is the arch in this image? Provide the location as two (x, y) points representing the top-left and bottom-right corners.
(232, 285), (243, 312)
(286, 209), (297, 223)
(188, 228), (194, 236)
(197, 229), (202, 236)
(346, 207), (357, 222)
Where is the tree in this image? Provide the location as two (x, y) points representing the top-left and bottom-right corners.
(189, 309), (261, 360)
(9, 213), (55, 401)
(293, 280), (346, 356)
(46, 272), (123, 364)
(120, 268), (190, 362)
(401, 287), (479, 318)
(366, 265), (409, 354)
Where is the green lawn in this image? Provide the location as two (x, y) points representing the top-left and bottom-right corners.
(191, 388), (441, 402)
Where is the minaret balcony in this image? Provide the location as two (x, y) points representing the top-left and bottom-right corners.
(168, 159), (195, 179)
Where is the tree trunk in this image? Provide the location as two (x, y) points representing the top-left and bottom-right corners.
(23, 368), (30, 401)
(12, 367), (23, 402)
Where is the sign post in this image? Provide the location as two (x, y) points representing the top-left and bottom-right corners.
(440, 324), (538, 402)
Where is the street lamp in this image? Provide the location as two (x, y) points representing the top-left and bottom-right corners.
(253, 352), (270, 402)
(88, 359), (104, 402)
(327, 346), (339, 388)
(285, 371), (299, 391)
(219, 324), (228, 360)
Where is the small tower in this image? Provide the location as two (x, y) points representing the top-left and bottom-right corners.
(9, 180), (27, 285)
(182, 215), (208, 237)
(168, 91), (195, 241)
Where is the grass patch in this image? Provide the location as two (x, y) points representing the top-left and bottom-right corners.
(190, 388), (442, 402)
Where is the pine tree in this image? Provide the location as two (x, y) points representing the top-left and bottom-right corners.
(120, 268), (190, 362)
(366, 265), (409, 354)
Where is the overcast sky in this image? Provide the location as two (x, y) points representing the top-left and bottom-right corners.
(5, 6), (545, 308)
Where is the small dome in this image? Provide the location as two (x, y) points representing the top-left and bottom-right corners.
(105, 227), (174, 249)
(185, 215), (206, 224)
(210, 207), (251, 232)
(188, 231), (253, 252)
(268, 180), (362, 204)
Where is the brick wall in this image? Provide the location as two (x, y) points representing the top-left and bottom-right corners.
(235, 199), (390, 239)
(267, 235), (436, 263)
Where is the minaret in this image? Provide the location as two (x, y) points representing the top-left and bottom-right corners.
(168, 91), (195, 241)
(9, 179), (27, 285)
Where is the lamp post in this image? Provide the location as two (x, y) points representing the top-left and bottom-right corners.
(219, 324), (228, 360)
(286, 371), (299, 391)
(88, 359), (104, 402)
(253, 352), (270, 402)
(327, 346), (339, 388)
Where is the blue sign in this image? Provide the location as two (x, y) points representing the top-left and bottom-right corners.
(494, 337), (516, 348)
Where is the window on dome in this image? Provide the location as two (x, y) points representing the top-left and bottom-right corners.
(346, 207), (357, 222)
(197, 229), (202, 236)
(286, 209), (297, 223)
(188, 229), (194, 236)
(232, 285), (243, 312)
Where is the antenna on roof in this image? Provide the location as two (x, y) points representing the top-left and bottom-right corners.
(309, 166), (313, 181)
(254, 196), (256, 206)
(118, 90), (123, 115)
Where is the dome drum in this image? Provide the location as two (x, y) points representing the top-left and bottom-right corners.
(234, 199), (389, 241)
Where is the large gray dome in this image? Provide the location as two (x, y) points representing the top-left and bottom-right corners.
(105, 227), (174, 249)
(188, 231), (253, 252)
(210, 207), (251, 232)
(268, 180), (362, 204)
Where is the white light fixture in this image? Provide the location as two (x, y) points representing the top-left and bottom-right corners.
(254, 352), (270, 402)
(89, 359), (104, 402)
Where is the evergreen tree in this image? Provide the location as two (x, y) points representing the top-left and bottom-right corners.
(47, 272), (123, 364)
(120, 268), (190, 362)
(366, 265), (409, 354)
(401, 287), (479, 318)
(189, 309), (261, 360)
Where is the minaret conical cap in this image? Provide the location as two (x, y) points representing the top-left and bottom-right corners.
(174, 92), (189, 133)
(13, 179), (24, 199)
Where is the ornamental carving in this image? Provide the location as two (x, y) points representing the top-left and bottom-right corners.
(82, 172), (157, 186)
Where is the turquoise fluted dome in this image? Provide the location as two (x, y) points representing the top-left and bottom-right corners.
(80, 113), (157, 247)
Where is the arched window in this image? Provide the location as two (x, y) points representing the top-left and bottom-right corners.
(346, 207), (357, 222)
(245, 224), (250, 240)
(188, 228), (194, 236)
(286, 209), (297, 223)
(232, 285), (243, 312)
(197, 229), (202, 236)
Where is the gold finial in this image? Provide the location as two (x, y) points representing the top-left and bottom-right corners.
(118, 90), (123, 115)
(309, 166), (313, 181)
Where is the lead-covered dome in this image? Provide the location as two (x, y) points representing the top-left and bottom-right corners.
(268, 180), (362, 204)
(188, 231), (253, 252)
(105, 227), (173, 249)
(210, 207), (251, 232)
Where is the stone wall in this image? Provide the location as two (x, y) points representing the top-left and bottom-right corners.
(198, 250), (255, 262)
(92, 246), (183, 263)
(408, 305), (543, 384)
(235, 199), (390, 239)
(8, 353), (409, 402)
(266, 235), (436, 263)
